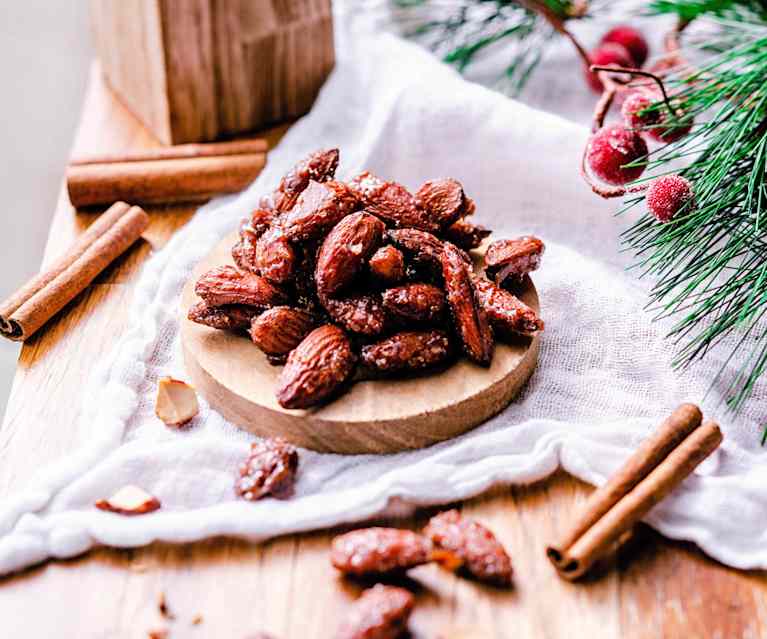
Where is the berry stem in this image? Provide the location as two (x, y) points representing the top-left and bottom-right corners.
(518, 0), (591, 68)
(590, 65), (676, 116)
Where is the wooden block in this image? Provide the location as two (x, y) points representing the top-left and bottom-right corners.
(90, 0), (335, 144)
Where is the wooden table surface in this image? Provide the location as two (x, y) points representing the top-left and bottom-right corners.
(0, 67), (764, 639)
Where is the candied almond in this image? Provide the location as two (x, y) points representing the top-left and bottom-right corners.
(337, 584), (415, 639)
(274, 148), (339, 212)
(415, 177), (469, 230)
(361, 330), (452, 374)
(424, 509), (513, 586)
(276, 325), (357, 409)
(282, 180), (358, 242)
(235, 438), (299, 501)
(194, 265), (288, 308)
(382, 283), (446, 325)
(187, 301), (258, 331)
(250, 307), (316, 357)
(315, 212), (385, 296)
(484, 236), (545, 287)
(472, 276), (544, 336)
(350, 171), (438, 232)
(441, 243), (494, 366)
(444, 219), (491, 250)
(322, 294), (387, 336)
(331, 527), (433, 576)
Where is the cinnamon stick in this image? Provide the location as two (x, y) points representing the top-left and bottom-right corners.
(547, 405), (722, 580)
(66, 139), (267, 207)
(0, 201), (149, 341)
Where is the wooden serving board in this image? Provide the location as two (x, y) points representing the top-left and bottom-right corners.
(181, 231), (540, 454)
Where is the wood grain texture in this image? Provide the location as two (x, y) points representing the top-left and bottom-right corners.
(90, 0), (334, 144)
(182, 233), (539, 454)
(0, 66), (766, 638)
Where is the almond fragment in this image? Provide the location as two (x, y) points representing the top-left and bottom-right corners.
(156, 377), (200, 427)
(484, 236), (545, 287)
(95, 485), (161, 516)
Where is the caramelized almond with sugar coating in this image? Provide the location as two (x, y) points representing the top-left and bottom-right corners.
(250, 307), (316, 356)
(350, 171), (438, 232)
(369, 246), (405, 285)
(195, 265), (288, 308)
(336, 585), (415, 639)
(331, 528), (432, 576)
(382, 283), (445, 324)
(274, 148), (340, 212)
(276, 325), (356, 409)
(323, 294), (386, 336)
(187, 301), (260, 331)
(444, 219), (492, 250)
(255, 226), (297, 285)
(316, 212), (385, 296)
(484, 236), (545, 286)
(472, 276), (544, 336)
(424, 509), (513, 586)
(415, 178), (469, 229)
(442, 244), (494, 366)
(283, 180), (358, 242)
(235, 437), (299, 501)
(361, 330), (451, 374)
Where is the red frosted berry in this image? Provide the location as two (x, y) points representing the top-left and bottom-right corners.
(601, 25), (649, 67)
(586, 123), (648, 185)
(584, 43), (634, 93)
(650, 108), (694, 143)
(646, 174), (693, 222)
(621, 90), (661, 130)
(623, 89), (693, 143)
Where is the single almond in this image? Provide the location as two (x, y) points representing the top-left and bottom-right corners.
(156, 377), (199, 427)
(95, 485), (161, 515)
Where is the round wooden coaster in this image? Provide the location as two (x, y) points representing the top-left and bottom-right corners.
(180, 232), (540, 454)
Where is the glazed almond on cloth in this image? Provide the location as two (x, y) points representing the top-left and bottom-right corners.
(0, 15), (756, 579)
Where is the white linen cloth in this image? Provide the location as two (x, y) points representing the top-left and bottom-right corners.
(1, 13), (767, 577)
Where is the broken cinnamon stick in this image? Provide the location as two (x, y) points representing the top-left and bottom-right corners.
(67, 139), (267, 207)
(0, 201), (149, 341)
(547, 404), (722, 580)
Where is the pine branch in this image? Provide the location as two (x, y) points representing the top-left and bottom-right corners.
(617, 12), (767, 431)
(388, 1), (588, 95)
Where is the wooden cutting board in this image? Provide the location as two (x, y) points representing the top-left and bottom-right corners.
(180, 231), (540, 454)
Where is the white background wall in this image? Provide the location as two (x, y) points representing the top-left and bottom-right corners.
(0, 3), (92, 414)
